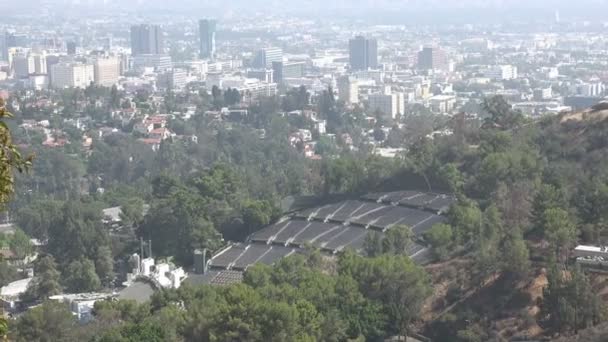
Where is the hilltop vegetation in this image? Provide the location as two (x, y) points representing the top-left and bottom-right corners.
(6, 93), (608, 341)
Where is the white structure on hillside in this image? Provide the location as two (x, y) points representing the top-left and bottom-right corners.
(50, 293), (115, 322)
(124, 254), (187, 290)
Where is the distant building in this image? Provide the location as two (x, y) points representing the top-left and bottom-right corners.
(130, 24), (164, 56)
(564, 96), (602, 110)
(574, 245), (608, 267)
(32, 54), (47, 74)
(2, 32), (27, 62)
(12, 55), (34, 78)
(368, 91), (404, 120)
(50, 62), (94, 88)
(533, 87), (553, 101)
(272, 61), (305, 83)
(337, 76), (359, 105)
(131, 54), (172, 72)
(349, 36), (378, 71)
(158, 68), (188, 90)
(485, 65), (518, 80)
(417, 47), (449, 71)
(93, 57), (120, 87)
(429, 95), (456, 113)
(247, 69), (274, 83)
(253, 47), (283, 69)
(199, 19), (217, 59)
(66, 41), (77, 55)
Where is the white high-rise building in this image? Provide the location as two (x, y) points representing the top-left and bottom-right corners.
(32, 54), (47, 74)
(368, 92), (404, 120)
(12, 55), (34, 78)
(50, 62), (94, 89)
(94, 58), (120, 87)
(337, 76), (359, 105)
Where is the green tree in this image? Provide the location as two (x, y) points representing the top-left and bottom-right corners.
(532, 184), (567, 232)
(0, 98), (33, 207)
(542, 208), (577, 259)
(15, 199), (62, 241)
(9, 229), (33, 261)
(338, 252), (432, 336)
(139, 188), (222, 265)
(438, 163), (465, 194)
(21, 256), (62, 303)
(242, 199), (279, 235)
(500, 228), (530, 281)
(63, 258), (101, 293)
(403, 138), (436, 192)
(363, 231), (384, 257)
(424, 223), (453, 260)
(382, 225), (412, 255)
(119, 197), (145, 228)
(0, 260), (17, 287)
(94, 245), (114, 286)
(10, 301), (76, 342)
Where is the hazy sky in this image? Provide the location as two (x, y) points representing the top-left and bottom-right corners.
(1, 0), (608, 22)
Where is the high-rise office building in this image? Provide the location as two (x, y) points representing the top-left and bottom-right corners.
(50, 62), (94, 89)
(2, 32), (27, 62)
(130, 24), (164, 56)
(272, 61), (305, 83)
(349, 36), (378, 71)
(67, 41), (77, 55)
(368, 92), (404, 120)
(417, 47), (449, 71)
(337, 76), (359, 105)
(253, 47), (283, 69)
(13, 55), (35, 78)
(199, 19), (216, 59)
(32, 54), (47, 74)
(94, 58), (120, 87)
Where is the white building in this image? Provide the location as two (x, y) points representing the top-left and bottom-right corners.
(94, 57), (120, 87)
(32, 54), (47, 74)
(533, 88), (553, 101)
(12, 55), (34, 78)
(27, 74), (49, 90)
(368, 92), (404, 120)
(429, 95), (457, 113)
(337, 76), (359, 105)
(0, 278), (33, 310)
(485, 65), (518, 80)
(50, 293), (114, 323)
(51, 62), (94, 89)
(131, 54), (172, 72)
(125, 255), (187, 290)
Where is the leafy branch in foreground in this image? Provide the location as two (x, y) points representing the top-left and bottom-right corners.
(0, 98), (33, 206)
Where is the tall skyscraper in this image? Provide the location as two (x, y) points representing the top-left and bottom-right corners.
(2, 32), (27, 62)
(349, 36), (378, 71)
(130, 24), (164, 56)
(199, 19), (216, 60)
(417, 47), (449, 71)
